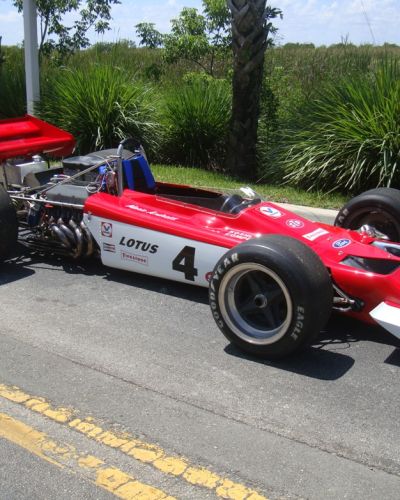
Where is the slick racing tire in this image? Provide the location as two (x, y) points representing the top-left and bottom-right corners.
(335, 188), (400, 242)
(209, 235), (332, 359)
(0, 184), (18, 263)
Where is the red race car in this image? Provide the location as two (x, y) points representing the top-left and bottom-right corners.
(1, 115), (400, 359)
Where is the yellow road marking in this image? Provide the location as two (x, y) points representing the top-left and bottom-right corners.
(0, 412), (174, 500)
(0, 382), (268, 499)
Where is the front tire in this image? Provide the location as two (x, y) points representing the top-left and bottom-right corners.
(335, 188), (400, 242)
(0, 184), (18, 263)
(209, 235), (332, 359)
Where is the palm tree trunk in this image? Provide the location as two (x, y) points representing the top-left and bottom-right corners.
(227, 0), (273, 180)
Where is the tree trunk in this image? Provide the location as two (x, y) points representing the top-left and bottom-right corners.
(227, 0), (269, 180)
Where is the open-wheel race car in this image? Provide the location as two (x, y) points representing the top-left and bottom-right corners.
(1, 115), (400, 359)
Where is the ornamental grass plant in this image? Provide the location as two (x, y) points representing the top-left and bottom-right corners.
(0, 47), (26, 118)
(38, 64), (161, 156)
(160, 76), (231, 168)
(282, 60), (400, 193)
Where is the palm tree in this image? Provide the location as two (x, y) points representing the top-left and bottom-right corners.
(227, 0), (281, 179)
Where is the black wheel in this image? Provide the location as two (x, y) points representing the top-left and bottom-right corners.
(335, 188), (400, 242)
(209, 235), (332, 359)
(0, 184), (18, 263)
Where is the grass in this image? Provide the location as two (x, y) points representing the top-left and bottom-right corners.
(282, 60), (400, 193)
(151, 164), (347, 209)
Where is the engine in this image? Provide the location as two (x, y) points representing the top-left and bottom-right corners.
(9, 146), (135, 259)
(22, 203), (95, 258)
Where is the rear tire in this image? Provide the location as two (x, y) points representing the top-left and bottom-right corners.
(209, 235), (332, 359)
(335, 188), (400, 242)
(0, 185), (18, 263)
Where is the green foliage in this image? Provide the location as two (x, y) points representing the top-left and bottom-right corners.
(164, 8), (210, 71)
(135, 23), (164, 49)
(161, 78), (231, 167)
(13, 0), (120, 59)
(0, 37), (6, 68)
(0, 47), (26, 118)
(151, 164), (347, 209)
(145, 0), (230, 76)
(283, 61), (400, 193)
(38, 65), (161, 155)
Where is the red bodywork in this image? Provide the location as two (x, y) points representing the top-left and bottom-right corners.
(84, 187), (400, 326)
(2, 116), (399, 331)
(0, 115), (75, 160)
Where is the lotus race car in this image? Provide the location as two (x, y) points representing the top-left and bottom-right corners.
(1, 115), (400, 359)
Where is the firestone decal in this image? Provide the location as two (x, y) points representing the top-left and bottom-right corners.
(121, 251), (148, 266)
(101, 221), (112, 237)
(127, 204), (178, 221)
(286, 219), (305, 229)
(302, 228), (329, 241)
(332, 238), (351, 249)
(119, 236), (158, 253)
(260, 206), (283, 218)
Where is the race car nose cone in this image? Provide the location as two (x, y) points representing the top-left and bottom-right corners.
(254, 294), (268, 308)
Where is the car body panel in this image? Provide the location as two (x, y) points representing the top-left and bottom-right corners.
(0, 115), (75, 160)
(83, 186), (400, 332)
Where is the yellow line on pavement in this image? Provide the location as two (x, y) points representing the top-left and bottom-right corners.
(0, 382), (267, 500)
(0, 412), (174, 500)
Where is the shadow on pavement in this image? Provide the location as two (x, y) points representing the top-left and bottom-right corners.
(319, 314), (400, 349)
(0, 247), (36, 285)
(224, 315), (400, 380)
(224, 343), (355, 381)
(3, 249), (210, 304)
(384, 349), (400, 367)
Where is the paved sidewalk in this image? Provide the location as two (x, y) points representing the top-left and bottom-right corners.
(276, 202), (338, 225)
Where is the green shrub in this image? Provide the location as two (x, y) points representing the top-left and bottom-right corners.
(161, 77), (231, 168)
(38, 64), (161, 156)
(0, 47), (26, 118)
(282, 61), (400, 193)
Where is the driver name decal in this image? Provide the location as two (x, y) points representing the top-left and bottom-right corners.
(127, 204), (178, 221)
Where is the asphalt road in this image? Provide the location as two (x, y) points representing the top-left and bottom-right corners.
(0, 247), (400, 500)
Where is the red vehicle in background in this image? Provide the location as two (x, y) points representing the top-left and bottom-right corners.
(1, 115), (400, 359)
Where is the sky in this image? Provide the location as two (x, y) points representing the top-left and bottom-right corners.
(0, 0), (399, 47)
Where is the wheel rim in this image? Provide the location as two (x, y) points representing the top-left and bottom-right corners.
(347, 209), (400, 241)
(218, 263), (293, 345)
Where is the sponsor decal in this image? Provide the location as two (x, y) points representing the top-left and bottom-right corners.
(286, 219), (305, 229)
(302, 228), (329, 241)
(119, 236), (158, 254)
(127, 204), (178, 221)
(121, 251), (148, 266)
(291, 306), (305, 341)
(259, 206), (283, 218)
(101, 221), (113, 237)
(225, 230), (253, 240)
(332, 238), (351, 249)
(102, 242), (116, 253)
(209, 253), (239, 329)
